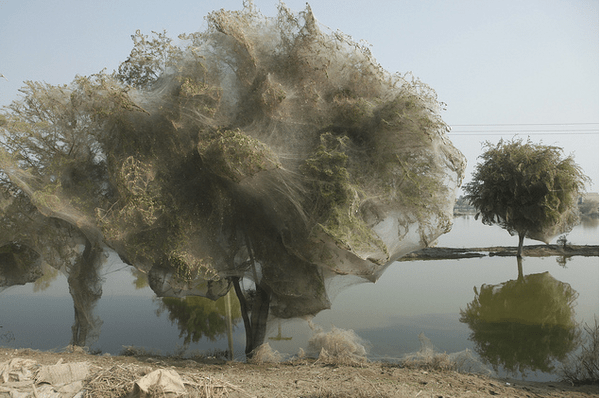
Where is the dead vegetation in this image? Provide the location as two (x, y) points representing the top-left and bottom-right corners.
(399, 351), (456, 372)
(0, 347), (598, 398)
(0, 328), (596, 397)
(85, 362), (253, 398)
(560, 318), (599, 386)
(308, 326), (369, 367)
(304, 389), (393, 398)
(84, 363), (145, 398)
(247, 343), (284, 365)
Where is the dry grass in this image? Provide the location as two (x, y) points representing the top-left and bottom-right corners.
(248, 342), (285, 364)
(84, 363), (145, 398)
(400, 351), (456, 372)
(83, 362), (251, 398)
(307, 390), (393, 398)
(313, 347), (367, 367)
(560, 318), (599, 386)
(307, 325), (368, 367)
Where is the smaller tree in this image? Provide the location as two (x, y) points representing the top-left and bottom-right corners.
(464, 138), (589, 257)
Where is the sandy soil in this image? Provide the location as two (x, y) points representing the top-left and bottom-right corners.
(0, 347), (597, 398)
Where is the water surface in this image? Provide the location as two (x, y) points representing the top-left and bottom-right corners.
(0, 218), (597, 381)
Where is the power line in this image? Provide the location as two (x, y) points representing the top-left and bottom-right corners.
(450, 123), (598, 127)
(449, 131), (598, 136)
(449, 130), (598, 134)
(448, 123), (599, 136)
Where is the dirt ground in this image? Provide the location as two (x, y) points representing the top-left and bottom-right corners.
(0, 347), (597, 398)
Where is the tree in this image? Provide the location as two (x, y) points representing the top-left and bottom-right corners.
(464, 138), (589, 257)
(0, 77), (113, 347)
(0, 3), (465, 357)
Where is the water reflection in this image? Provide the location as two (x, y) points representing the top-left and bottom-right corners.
(0, 240), (106, 347)
(155, 290), (241, 348)
(0, 192), (108, 347)
(33, 263), (59, 292)
(0, 242), (243, 355)
(460, 257), (579, 376)
(67, 243), (104, 347)
(0, 218), (596, 381)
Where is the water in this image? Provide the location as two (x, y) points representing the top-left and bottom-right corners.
(436, 214), (598, 247)
(0, 218), (597, 381)
(0, 261), (246, 357)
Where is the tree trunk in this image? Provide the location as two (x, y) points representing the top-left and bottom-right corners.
(516, 232), (525, 258)
(232, 276), (271, 359)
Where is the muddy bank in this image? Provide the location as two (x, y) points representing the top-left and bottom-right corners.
(400, 244), (599, 260)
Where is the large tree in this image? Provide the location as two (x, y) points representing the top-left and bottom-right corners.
(464, 138), (588, 257)
(0, 3), (465, 357)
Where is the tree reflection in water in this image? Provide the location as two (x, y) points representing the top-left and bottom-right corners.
(67, 242), (104, 347)
(0, 239), (106, 348)
(0, 187), (107, 347)
(0, 238), (246, 355)
(155, 290), (241, 356)
(460, 257), (579, 377)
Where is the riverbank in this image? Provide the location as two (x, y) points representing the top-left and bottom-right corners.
(400, 244), (599, 260)
(0, 347), (597, 397)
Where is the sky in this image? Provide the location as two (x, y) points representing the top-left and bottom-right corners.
(0, 0), (598, 191)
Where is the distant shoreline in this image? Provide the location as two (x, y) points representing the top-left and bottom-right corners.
(453, 192), (599, 219)
(401, 244), (599, 260)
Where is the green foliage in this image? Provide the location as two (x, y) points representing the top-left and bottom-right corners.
(464, 138), (589, 243)
(0, 74), (142, 227)
(116, 30), (180, 88)
(198, 129), (281, 183)
(303, 133), (352, 211)
(302, 133), (388, 260)
(169, 249), (219, 282)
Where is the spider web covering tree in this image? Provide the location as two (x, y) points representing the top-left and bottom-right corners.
(463, 138), (589, 257)
(0, 2), (465, 357)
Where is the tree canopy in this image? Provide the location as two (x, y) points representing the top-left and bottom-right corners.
(464, 138), (588, 255)
(0, 3), (465, 356)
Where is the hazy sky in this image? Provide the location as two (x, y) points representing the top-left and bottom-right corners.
(0, 0), (598, 191)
